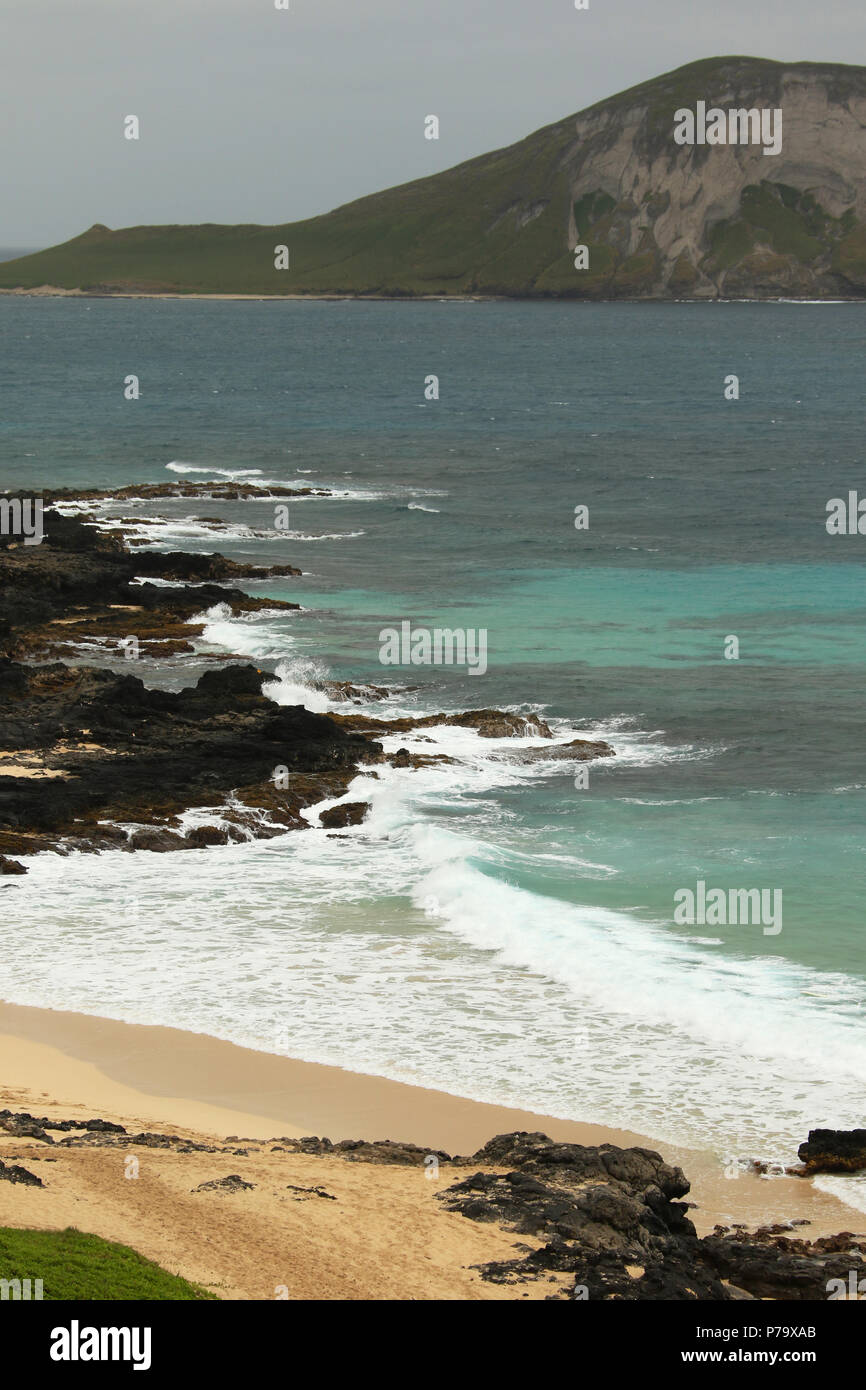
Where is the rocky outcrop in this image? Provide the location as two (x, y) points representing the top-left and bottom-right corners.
(0, 501), (300, 663)
(193, 1174), (255, 1193)
(43, 482), (330, 503)
(0, 504), (386, 854)
(0, 1159), (43, 1187)
(437, 1132), (866, 1301)
(701, 1226), (866, 1301)
(504, 737), (615, 763)
(0, 662), (380, 855)
(318, 801), (370, 829)
(797, 1129), (866, 1174)
(332, 709), (555, 739)
(438, 1131), (723, 1300)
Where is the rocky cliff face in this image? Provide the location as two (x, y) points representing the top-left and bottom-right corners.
(548, 56), (866, 298)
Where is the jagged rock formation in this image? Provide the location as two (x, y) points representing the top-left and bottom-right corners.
(436, 1132), (866, 1301)
(0, 504), (380, 853)
(0, 660), (380, 855)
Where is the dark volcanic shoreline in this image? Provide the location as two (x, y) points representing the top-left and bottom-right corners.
(0, 500), (379, 856)
(0, 492), (613, 861)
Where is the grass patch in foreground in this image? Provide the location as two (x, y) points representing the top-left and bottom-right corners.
(0, 1226), (217, 1300)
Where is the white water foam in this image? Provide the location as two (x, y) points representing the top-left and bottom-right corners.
(4, 736), (865, 1166)
(813, 1174), (866, 1215)
(5, 603), (864, 1171)
(165, 463), (265, 478)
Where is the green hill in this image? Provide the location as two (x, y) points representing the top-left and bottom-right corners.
(4, 55), (866, 299)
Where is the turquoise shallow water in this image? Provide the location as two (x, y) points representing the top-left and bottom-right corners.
(1, 298), (864, 1172)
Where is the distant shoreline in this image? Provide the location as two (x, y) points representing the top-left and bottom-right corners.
(0, 285), (864, 304)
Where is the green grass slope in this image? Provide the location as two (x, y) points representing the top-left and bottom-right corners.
(0, 1226), (217, 1300)
(3, 55), (865, 298)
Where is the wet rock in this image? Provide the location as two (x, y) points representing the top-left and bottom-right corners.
(44, 482), (329, 505)
(128, 828), (188, 853)
(184, 824), (231, 848)
(0, 504), (300, 666)
(389, 748), (455, 769)
(504, 738), (615, 764)
(797, 1128), (866, 1174)
(0, 658), (380, 856)
(0, 855), (27, 874)
(700, 1230), (866, 1300)
(321, 681), (393, 703)
(334, 708), (553, 740)
(318, 801), (369, 829)
(435, 710), (553, 739)
(130, 550), (301, 582)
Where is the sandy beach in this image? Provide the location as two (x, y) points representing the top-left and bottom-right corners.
(0, 998), (862, 1300)
(0, 286), (497, 302)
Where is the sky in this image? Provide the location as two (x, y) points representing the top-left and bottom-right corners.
(2, 0), (864, 248)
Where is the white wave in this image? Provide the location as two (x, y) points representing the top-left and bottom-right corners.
(813, 1174), (866, 1215)
(165, 463), (264, 478)
(286, 530), (365, 542)
(6, 754), (863, 1165)
(407, 504), (441, 513)
(49, 500), (104, 515)
(131, 576), (202, 588)
(191, 603), (299, 662)
(93, 516), (301, 546)
(262, 658), (332, 713)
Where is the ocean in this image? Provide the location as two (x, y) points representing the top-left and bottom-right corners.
(1, 297), (865, 1201)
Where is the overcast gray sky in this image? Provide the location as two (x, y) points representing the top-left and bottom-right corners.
(2, 0), (863, 247)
